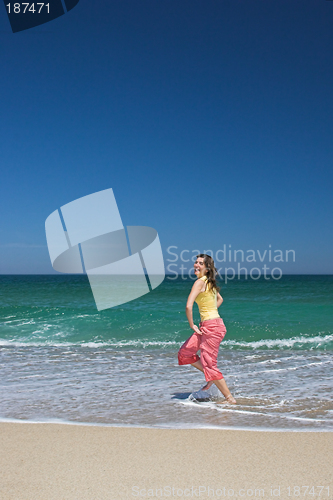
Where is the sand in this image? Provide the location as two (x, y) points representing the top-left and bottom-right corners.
(0, 423), (332, 499)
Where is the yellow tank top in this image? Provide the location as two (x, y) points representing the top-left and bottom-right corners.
(194, 276), (220, 322)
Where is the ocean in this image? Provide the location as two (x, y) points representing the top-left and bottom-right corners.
(0, 275), (332, 431)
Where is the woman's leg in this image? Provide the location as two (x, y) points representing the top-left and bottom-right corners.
(190, 360), (214, 390)
(200, 319), (236, 403)
(212, 378), (233, 399)
(178, 334), (214, 392)
(193, 357), (235, 400)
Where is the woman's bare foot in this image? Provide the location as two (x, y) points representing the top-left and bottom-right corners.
(201, 381), (214, 391)
(222, 394), (237, 404)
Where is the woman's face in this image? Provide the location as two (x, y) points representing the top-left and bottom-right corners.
(194, 257), (207, 278)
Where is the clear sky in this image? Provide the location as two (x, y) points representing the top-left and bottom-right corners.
(0, 0), (332, 274)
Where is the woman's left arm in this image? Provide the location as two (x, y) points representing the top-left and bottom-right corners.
(216, 292), (223, 308)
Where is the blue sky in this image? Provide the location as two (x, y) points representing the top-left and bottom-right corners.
(0, 0), (332, 274)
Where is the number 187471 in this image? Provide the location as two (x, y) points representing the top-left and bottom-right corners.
(6, 3), (50, 14)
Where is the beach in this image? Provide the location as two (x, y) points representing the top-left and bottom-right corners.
(0, 423), (332, 499)
(0, 275), (332, 498)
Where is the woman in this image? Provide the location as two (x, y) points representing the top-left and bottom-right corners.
(178, 254), (236, 404)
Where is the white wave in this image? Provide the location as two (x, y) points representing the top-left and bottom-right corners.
(0, 416), (329, 432)
(180, 399), (330, 424)
(0, 339), (180, 348)
(0, 333), (332, 350)
(223, 333), (333, 349)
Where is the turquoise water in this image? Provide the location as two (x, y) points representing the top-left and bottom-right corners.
(0, 275), (332, 429)
(0, 275), (332, 349)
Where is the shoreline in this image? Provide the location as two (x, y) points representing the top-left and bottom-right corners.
(1, 423), (332, 499)
(0, 417), (332, 432)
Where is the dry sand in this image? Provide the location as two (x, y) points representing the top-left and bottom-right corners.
(0, 423), (332, 499)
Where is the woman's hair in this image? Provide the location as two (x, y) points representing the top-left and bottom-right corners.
(197, 254), (220, 293)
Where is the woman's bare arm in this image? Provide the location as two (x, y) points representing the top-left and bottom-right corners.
(186, 280), (204, 333)
(216, 292), (223, 308)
